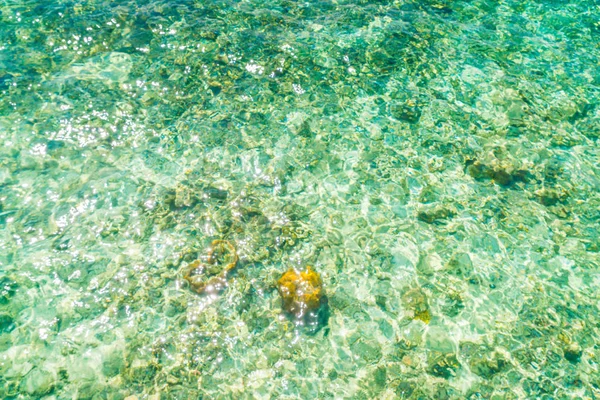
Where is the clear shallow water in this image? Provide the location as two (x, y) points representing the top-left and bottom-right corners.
(1, 0), (599, 398)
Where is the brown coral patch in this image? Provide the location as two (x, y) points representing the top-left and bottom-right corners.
(182, 240), (238, 295)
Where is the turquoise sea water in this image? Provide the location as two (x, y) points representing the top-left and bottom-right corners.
(1, 0), (599, 398)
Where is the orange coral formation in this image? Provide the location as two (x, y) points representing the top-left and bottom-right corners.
(183, 240), (238, 295)
(277, 266), (323, 318)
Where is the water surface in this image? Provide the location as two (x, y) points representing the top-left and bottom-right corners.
(1, 0), (599, 398)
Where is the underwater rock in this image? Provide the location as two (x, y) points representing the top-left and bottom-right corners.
(285, 112), (313, 136)
(564, 343), (582, 363)
(465, 159), (530, 187)
(426, 327), (455, 354)
(329, 286), (353, 311)
(390, 101), (422, 124)
(441, 290), (465, 317)
(428, 353), (460, 379)
(204, 186), (229, 200)
(19, 368), (55, 396)
(417, 253), (444, 276)
(63, 52), (133, 84)
(164, 295), (187, 317)
(0, 276), (18, 304)
(402, 287), (431, 324)
(417, 205), (456, 224)
(394, 381), (416, 398)
(125, 356), (158, 383)
(0, 313), (15, 333)
(446, 252), (474, 277)
(174, 184), (194, 208)
(469, 351), (509, 378)
(544, 157), (564, 183)
(536, 187), (568, 207)
(103, 351), (126, 377)
(182, 240), (238, 295)
(350, 340), (383, 364)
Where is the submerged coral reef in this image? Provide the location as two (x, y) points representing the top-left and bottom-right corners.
(0, 0), (599, 398)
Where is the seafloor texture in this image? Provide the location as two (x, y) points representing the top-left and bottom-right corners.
(1, 0), (599, 398)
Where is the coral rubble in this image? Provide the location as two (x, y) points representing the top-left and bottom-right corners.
(182, 240), (238, 295)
